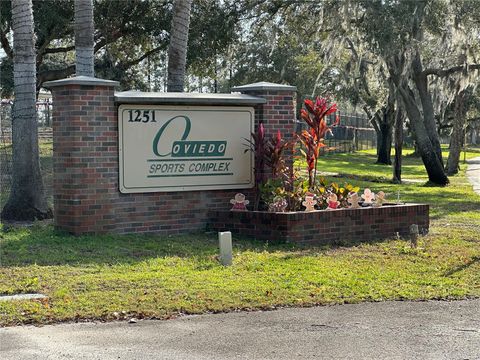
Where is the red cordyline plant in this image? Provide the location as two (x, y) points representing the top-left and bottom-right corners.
(244, 122), (266, 210)
(265, 130), (293, 179)
(298, 96), (339, 189)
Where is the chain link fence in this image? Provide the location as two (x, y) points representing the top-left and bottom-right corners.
(0, 99), (53, 211)
(0, 102), (377, 211)
(297, 112), (377, 154)
(0, 100), (12, 210)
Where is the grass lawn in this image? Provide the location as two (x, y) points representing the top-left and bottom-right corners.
(313, 146), (480, 181)
(0, 148), (479, 326)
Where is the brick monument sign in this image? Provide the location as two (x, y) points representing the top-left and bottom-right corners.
(45, 76), (428, 243)
(44, 77), (296, 235)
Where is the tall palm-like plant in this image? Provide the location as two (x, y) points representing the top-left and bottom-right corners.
(1, 0), (51, 220)
(298, 97), (338, 189)
(167, 0), (193, 92)
(74, 0), (94, 76)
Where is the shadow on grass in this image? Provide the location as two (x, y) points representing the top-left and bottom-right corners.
(467, 157), (480, 165)
(0, 223), (402, 268)
(315, 152), (430, 179)
(428, 200), (480, 221)
(443, 256), (480, 277)
(330, 173), (398, 183)
(0, 224), (307, 267)
(407, 184), (480, 221)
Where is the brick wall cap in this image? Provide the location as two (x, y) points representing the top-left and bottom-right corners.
(115, 91), (266, 105)
(209, 202), (429, 216)
(232, 82), (297, 92)
(43, 76), (120, 89)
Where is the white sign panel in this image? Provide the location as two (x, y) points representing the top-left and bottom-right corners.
(118, 105), (254, 193)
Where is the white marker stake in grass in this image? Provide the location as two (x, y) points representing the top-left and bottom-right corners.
(219, 231), (232, 266)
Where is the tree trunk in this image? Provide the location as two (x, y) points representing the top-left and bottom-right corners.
(410, 142), (421, 157)
(376, 102), (395, 165)
(372, 111), (393, 165)
(372, 81), (395, 165)
(375, 131), (381, 156)
(377, 121), (392, 164)
(1, 0), (51, 221)
(392, 108), (404, 183)
(388, 51), (448, 186)
(412, 49), (443, 165)
(409, 4), (444, 166)
(398, 85), (449, 185)
(74, 0), (94, 77)
(167, 0), (193, 92)
(446, 90), (466, 175)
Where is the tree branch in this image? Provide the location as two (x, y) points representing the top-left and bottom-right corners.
(0, 30), (13, 59)
(363, 105), (380, 132)
(37, 65), (76, 89)
(439, 117), (480, 130)
(423, 64), (480, 77)
(344, 37), (358, 61)
(117, 44), (167, 70)
(93, 30), (124, 52)
(43, 45), (76, 54)
(37, 42), (166, 89)
(42, 36), (115, 57)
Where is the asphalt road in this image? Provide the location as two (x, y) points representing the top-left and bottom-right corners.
(467, 157), (480, 195)
(1, 299), (479, 360)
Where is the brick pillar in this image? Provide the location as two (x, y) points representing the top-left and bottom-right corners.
(232, 82), (297, 174)
(44, 77), (119, 235)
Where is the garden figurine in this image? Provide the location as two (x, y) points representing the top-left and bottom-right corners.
(361, 188), (375, 205)
(327, 193), (340, 210)
(230, 193), (249, 211)
(347, 191), (360, 209)
(268, 196), (288, 212)
(373, 191), (386, 207)
(302, 192), (317, 212)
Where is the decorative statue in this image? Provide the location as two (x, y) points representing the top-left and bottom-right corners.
(327, 193), (340, 210)
(268, 196), (288, 212)
(374, 191), (386, 207)
(361, 188), (375, 205)
(347, 191), (360, 209)
(230, 193), (249, 211)
(302, 192), (317, 212)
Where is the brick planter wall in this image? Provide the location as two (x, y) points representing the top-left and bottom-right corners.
(208, 204), (429, 246)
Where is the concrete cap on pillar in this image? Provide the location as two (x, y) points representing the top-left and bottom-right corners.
(43, 76), (120, 89)
(232, 81), (297, 92)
